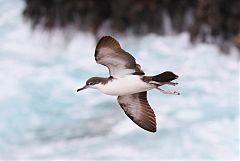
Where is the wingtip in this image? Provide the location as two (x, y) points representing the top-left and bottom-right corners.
(95, 35), (121, 52)
(100, 35), (115, 39)
(145, 126), (157, 133)
(149, 129), (157, 133)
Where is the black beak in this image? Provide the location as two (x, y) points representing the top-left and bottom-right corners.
(77, 85), (88, 92)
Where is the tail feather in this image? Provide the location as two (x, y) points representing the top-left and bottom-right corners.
(152, 71), (178, 82)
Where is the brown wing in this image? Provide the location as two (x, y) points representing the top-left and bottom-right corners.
(117, 92), (156, 132)
(94, 36), (144, 78)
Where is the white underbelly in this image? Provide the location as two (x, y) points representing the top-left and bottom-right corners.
(97, 75), (153, 96)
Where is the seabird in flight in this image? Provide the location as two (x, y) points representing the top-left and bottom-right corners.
(77, 36), (179, 132)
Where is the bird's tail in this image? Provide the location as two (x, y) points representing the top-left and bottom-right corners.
(152, 71), (178, 82)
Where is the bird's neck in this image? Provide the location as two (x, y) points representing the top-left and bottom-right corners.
(97, 76), (113, 85)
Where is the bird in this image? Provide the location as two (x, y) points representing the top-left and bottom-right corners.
(77, 36), (179, 132)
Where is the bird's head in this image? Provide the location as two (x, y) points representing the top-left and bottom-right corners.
(77, 77), (102, 92)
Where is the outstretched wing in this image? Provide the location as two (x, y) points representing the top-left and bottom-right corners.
(117, 92), (156, 132)
(94, 36), (144, 78)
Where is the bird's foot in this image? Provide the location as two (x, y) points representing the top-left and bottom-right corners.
(168, 82), (178, 86)
(150, 81), (178, 86)
(156, 88), (180, 95)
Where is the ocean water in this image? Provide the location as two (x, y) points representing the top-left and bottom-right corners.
(0, 0), (239, 160)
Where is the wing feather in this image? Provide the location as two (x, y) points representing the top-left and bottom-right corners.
(117, 92), (156, 132)
(95, 36), (144, 77)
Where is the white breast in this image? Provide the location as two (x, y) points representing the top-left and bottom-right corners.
(95, 75), (153, 96)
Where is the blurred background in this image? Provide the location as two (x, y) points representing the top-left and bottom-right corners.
(0, 0), (239, 160)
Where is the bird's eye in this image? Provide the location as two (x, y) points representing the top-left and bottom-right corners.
(88, 82), (94, 85)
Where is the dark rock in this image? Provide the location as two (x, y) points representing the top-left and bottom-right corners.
(23, 0), (240, 52)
